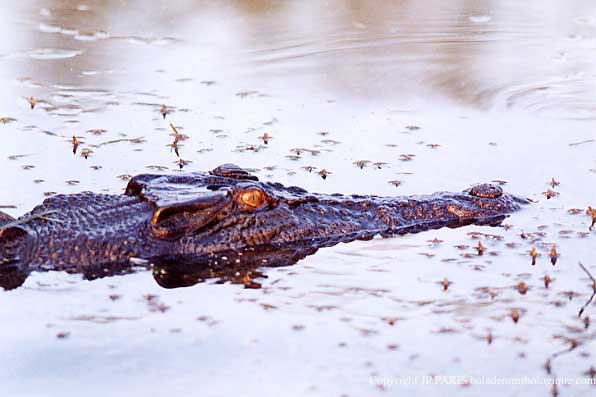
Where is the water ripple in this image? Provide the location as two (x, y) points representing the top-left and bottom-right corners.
(28, 48), (83, 60)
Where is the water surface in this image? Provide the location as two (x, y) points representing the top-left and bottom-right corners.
(0, 1), (595, 396)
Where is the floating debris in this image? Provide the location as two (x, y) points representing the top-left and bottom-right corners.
(160, 104), (168, 119)
(87, 128), (106, 135)
(236, 144), (266, 153)
(399, 154), (416, 161)
(98, 137), (146, 147)
(388, 180), (403, 187)
(169, 123), (181, 157)
(28, 96), (37, 109)
(579, 262), (596, 292)
(146, 165), (169, 171)
(468, 231), (504, 241)
(290, 148), (319, 156)
(144, 294), (170, 313)
(236, 90), (261, 98)
(405, 125), (420, 131)
(302, 165), (317, 173)
(578, 274), (595, 318)
(569, 139), (595, 147)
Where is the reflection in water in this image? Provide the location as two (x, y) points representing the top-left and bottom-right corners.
(7, 0), (596, 117)
(0, 243), (319, 291)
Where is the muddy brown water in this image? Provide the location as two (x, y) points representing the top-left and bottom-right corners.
(0, 1), (595, 396)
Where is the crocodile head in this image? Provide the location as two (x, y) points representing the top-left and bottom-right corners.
(125, 164), (528, 258)
(125, 164), (283, 242)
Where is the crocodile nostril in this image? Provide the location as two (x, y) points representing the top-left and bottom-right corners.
(469, 184), (503, 198)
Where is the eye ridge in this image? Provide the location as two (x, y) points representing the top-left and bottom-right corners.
(240, 189), (266, 208)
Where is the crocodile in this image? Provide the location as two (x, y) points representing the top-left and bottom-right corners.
(0, 164), (528, 290)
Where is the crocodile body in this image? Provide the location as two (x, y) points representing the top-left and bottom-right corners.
(0, 164), (528, 289)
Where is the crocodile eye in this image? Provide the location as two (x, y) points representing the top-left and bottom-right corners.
(240, 189), (265, 208)
(469, 184), (503, 199)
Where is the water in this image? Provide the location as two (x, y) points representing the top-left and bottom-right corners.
(0, 1), (595, 396)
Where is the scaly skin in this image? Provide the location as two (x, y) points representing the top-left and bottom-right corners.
(0, 164), (528, 279)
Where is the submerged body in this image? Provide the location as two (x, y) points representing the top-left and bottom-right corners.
(0, 164), (528, 273)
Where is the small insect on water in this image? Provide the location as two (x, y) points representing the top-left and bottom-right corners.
(258, 132), (271, 144)
(511, 309), (520, 323)
(587, 207), (596, 231)
(550, 245), (558, 266)
(549, 177), (560, 188)
(318, 169), (332, 180)
(476, 241), (485, 256)
(353, 160), (370, 169)
(544, 274), (552, 288)
(440, 278), (452, 291)
(81, 148), (93, 159)
(515, 282), (529, 295)
(72, 136), (79, 155)
(530, 247), (538, 265)
(542, 189), (559, 199)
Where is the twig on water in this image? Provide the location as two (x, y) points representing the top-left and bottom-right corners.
(578, 262), (596, 318)
(0, 210), (63, 232)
